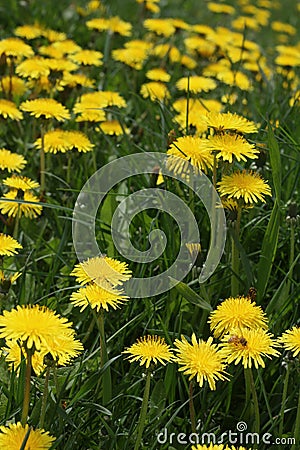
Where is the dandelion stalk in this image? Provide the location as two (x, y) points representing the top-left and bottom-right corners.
(231, 203), (242, 297)
(279, 362), (290, 435)
(96, 308), (112, 405)
(21, 345), (33, 426)
(244, 367), (260, 434)
(287, 220), (295, 295)
(189, 380), (197, 434)
(13, 203), (21, 239)
(134, 368), (151, 450)
(39, 364), (51, 429)
(40, 126), (46, 193)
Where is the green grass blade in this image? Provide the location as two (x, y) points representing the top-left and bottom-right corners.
(268, 125), (282, 203)
(169, 277), (212, 311)
(256, 201), (280, 303)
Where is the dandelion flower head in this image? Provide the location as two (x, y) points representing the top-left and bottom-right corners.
(0, 422), (55, 450)
(174, 334), (229, 390)
(278, 326), (300, 357)
(209, 295), (268, 337)
(123, 335), (174, 368)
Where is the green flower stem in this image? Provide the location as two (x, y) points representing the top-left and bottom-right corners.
(66, 152), (72, 185)
(134, 368), (152, 450)
(287, 222), (295, 295)
(21, 347), (33, 426)
(231, 204), (242, 297)
(96, 308), (112, 405)
(39, 365), (51, 429)
(40, 127), (46, 193)
(189, 380), (197, 434)
(13, 204), (21, 239)
(279, 362), (290, 436)
(212, 152), (217, 190)
(291, 385), (300, 450)
(244, 368), (260, 435)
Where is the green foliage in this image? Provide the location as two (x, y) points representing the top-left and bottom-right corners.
(0, 0), (299, 449)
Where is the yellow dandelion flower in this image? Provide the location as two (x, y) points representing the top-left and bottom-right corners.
(79, 91), (127, 108)
(209, 296), (268, 338)
(136, 0), (160, 13)
(0, 99), (23, 120)
(34, 129), (94, 153)
(203, 111), (258, 134)
(77, 0), (104, 16)
(123, 335), (174, 368)
(75, 108), (106, 123)
(176, 75), (217, 94)
(112, 44), (149, 70)
(3, 175), (39, 191)
(4, 333), (83, 375)
(140, 82), (170, 101)
(0, 422), (55, 449)
(167, 136), (214, 174)
(4, 340), (46, 375)
(34, 129), (69, 153)
(185, 242), (201, 259)
(0, 37), (34, 59)
(152, 44), (181, 63)
(207, 2), (235, 14)
(146, 68), (170, 82)
(37, 332), (83, 366)
(0, 190), (43, 219)
(180, 54), (197, 70)
(173, 98), (222, 134)
(0, 304), (75, 351)
(275, 54), (300, 67)
(46, 57), (78, 73)
(14, 24), (44, 40)
(61, 72), (95, 88)
(232, 16), (261, 31)
(65, 130), (94, 152)
(220, 328), (280, 369)
(203, 134), (259, 163)
(174, 334), (229, 390)
(20, 98), (70, 121)
(42, 28), (67, 42)
(51, 39), (82, 55)
(216, 70), (252, 91)
(271, 21), (296, 35)
(0, 75), (27, 96)
(71, 255), (132, 288)
(38, 44), (64, 59)
(16, 57), (50, 79)
(96, 120), (129, 135)
(0, 233), (22, 256)
(0, 149), (27, 172)
(69, 49), (103, 66)
(184, 36), (216, 58)
(143, 18), (176, 37)
(71, 283), (129, 312)
(86, 16), (132, 36)
(0, 270), (20, 290)
(218, 170), (272, 204)
(278, 326), (300, 357)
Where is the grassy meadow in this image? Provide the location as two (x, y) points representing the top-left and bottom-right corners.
(0, 0), (299, 449)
